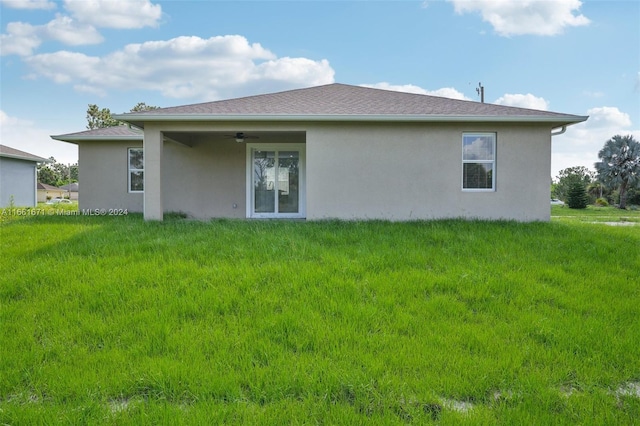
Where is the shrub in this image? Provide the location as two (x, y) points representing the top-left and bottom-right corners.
(595, 198), (609, 207)
(566, 181), (589, 209)
(627, 187), (640, 206)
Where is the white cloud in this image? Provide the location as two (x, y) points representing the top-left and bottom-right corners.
(494, 93), (549, 110)
(583, 106), (632, 129)
(0, 110), (20, 125)
(1, 15), (104, 56)
(63, 0), (163, 29)
(0, 0), (56, 10)
(449, 0), (590, 36)
(426, 87), (472, 100)
(551, 106), (638, 178)
(361, 82), (431, 95)
(1, 0), (161, 56)
(360, 82), (471, 100)
(0, 110), (78, 164)
(0, 21), (41, 56)
(26, 50), (101, 83)
(25, 35), (335, 100)
(44, 14), (104, 45)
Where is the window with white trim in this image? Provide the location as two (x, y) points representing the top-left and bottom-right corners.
(128, 148), (144, 192)
(462, 133), (495, 191)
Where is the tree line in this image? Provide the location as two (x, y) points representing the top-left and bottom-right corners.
(38, 103), (159, 187)
(38, 159), (78, 187)
(552, 135), (640, 209)
(86, 102), (159, 129)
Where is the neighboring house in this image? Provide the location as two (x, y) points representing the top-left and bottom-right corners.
(60, 182), (79, 200)
(37, 183), (69, 202)
(52, 83), (587, 222)
(0, 145), (50, 208)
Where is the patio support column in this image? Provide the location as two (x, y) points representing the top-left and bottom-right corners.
(144, 127), (163, 221)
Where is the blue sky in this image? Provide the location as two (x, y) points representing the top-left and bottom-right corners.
(1, 0), (638, 178)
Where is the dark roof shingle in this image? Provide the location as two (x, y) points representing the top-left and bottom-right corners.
(37, 182), (66, 191)
(53, 84), (587, 142)
(0, 145), (50, 162)
(51, 125), (142, 142)
(118, 83), (585, 121)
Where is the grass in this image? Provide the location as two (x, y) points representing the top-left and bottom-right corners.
(551, 204), (640, 223)
(1, 207), (639, 424)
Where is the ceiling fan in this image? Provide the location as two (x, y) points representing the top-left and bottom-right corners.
(224, 132), (259, 143)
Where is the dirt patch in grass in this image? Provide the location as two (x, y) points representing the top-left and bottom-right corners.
(615, 382), (640, 398)
(439, 397), (474, 413)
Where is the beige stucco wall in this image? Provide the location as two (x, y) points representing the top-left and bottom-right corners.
(305, 122), (552, 221)
(162, 136), (246, 218)
(79, 121), (552, 221)
(162, 128), (305, 219)
(78, 140), (144, 212)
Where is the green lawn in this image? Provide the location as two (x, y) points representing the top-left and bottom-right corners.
(1, 208), (639, 424)
(551, 204), (640, 223)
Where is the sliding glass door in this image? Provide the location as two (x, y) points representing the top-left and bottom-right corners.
(248, 144), (305, 218)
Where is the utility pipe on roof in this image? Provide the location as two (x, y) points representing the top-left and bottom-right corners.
(551, 125), (567, 136)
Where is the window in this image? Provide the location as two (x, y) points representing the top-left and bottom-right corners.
(128, 148), (144, 192)
(462, 133), (495, 191)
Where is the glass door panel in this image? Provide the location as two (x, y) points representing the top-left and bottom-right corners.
(277, 151), (299, 213)
(253, 150), (275, 213)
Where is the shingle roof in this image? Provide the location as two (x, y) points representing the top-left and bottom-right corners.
(51, 125), (143, 143)
(60, 182), (79, 191)
(115, 83), (586, 125)
(52, 84), (587, 143)
(0, 144), (50, 162)
(38, 182), (67, 191)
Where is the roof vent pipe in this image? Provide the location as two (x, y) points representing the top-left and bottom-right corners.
(476, 82), (484, 103)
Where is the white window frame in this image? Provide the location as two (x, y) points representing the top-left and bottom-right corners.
(246, 143), (306, 219)
(128, 147), (144, 193)
(462, 132), (496, 192)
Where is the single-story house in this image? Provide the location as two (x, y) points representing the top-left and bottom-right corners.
(37, 182), (69, 202)
(52, 83), (587, 221)
(0, 145), (51, 208)
(59, 182), (79, 200)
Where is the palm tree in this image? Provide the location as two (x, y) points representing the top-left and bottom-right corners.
(587, 180), (605, 201)
(595, 135), (640, 209)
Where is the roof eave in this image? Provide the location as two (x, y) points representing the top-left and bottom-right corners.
(51, 134), (143, 143)
(113, 113), (589, 128)
(0, 153), (51, 163)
